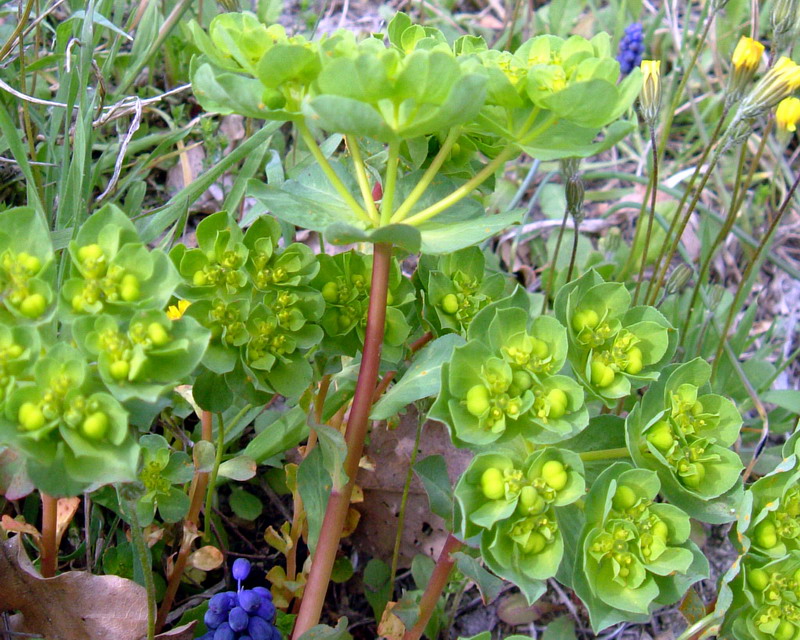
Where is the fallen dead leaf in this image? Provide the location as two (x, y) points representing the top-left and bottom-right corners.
(1, 515), (41, 545)
(188, 545), (224, 571)
(0, 447), (34, 499)
(377, 601), (406, 640)
(0, 535), (148, 640)
(56, 496), (81, 548)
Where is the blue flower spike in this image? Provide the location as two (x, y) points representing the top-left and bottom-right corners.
(617, 23), (645, 75)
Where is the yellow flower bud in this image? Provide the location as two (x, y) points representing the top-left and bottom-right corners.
(639, 59), (662, 125)
(776, 97), (800, 138)
(740, 56), (800, 118)
(731, 36), (764, 72)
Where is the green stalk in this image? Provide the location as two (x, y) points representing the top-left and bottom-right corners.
(297, 121), (372, 225)
(346, 135), (381, 225)
(292, 243), (393, 638)
(392, 128), (460, 223)
(402, 146), (517, 227)
(381, 140), (401, 225)
(203, 412), (225, 541)
(542, 207), (570, 314)
(579, 447), (631, 462)
(711, 169), (800, 379)
(633, 124), (659, 305)
(646, 124), (731, 306)
(127, 494), (156, 640)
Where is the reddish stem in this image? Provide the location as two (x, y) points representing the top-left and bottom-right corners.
(40, 493), (58, 578)
(292, 243), (392, 638)
(156, 410), (213, 632)
(402, 534), (463, 640)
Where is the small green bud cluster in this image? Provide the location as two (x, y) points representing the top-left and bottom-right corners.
(97, 319), (173, 382)
(584, 325), (643, 389)
(437, 271), (492, 331)
(479, 459), (570, 514)
(209, 299), (248, 346)
(140, 458), (172, 496)
(738, 558), (800, 640)
(0, 337), (26, 401)
(191, 249), (247, 291)
(320, 273), (370, 333)
(71, 244), (142, 312)
(754, 488), (800, 553)
(0, 250), (47, 318)
(510, 513), (559, 555)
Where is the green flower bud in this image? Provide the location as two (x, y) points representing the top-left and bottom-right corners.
(78, 244), (104, 263)
(81, 412), (109, 440)
(591, 359), (615, 388)
(512, 370), (533, 392)
(441, 293), (459, 315)
(71, 294), (85, 312)
(572, 309), (599, 333)
(109, 360), (130, 380)
(192, 270), (208, 286)
(120, 274), (140, 302)
(755, 519), (779, 549)
(647, 420), (674, 452)
(322, 282), (339, 303)
(681, 462), (706, 489)
(522, 531), (547, 554)
(19, 293), (46, 318)
(466, 385), (491, 417)
(652, 520), (669, 542)
(625, 346), (643, 374)
(518, 485), (546, 515)
(541, 460), (568, 491)
(546, 388), (568, 419)
(748, 567), (770, 592)
(18, 252), (41, 273)
(147, 322), (170, 347)
(530, 337), (549, 359)
(18, 402), (45, 431)
(480, 467), (506, 500)
(612, 485), (637, 511)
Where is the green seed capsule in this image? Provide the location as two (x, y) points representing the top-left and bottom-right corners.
(120, 274), (140, 302)
(19, 252), (41, 273)
(747, 567), (770, 591)
(441, 293), (459, 315)
(480, 467), (505, 500)
(530, 337), (549, 359)
(466, 385), (490, 417)
(546, 388), (568, 419)
(78, 244), (104, 263)
(626, 346), (643, 374)
(19, 293), (46, 318)
(541, 460), (568, 491)
(512, 370), (533, 391)
(681, 462), (705, 489)
(775, 620), (797, 640)
(652, 520), (669, 542)
(18, 402), (45, 431)
(522, 532), (547, 554)
(754, 519), (779, 549)
(81, 412), (109, 440)
(591, 360), (615, 388)
(192, 270), (208, 286)
(612, 485), (637, 511)
(572, 309), (599, 332)
(518, 486), (546, 515)
(647, 420), (674, 452)
(322, 282), (339, 303)
(691, 400), (704, 416)
(147, 322), (170, 347)
(109, 360), (130, 380)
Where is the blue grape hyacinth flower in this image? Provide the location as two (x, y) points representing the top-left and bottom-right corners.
(617, 23), (645, 75)
(201, 559), (280, 640)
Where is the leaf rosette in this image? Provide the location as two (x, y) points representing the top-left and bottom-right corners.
(724, 552), (800, 640)
(573, 463), (708, 632)
(72, 311), (211, 404)
(243, 217), (319, 291)
(0, 207), (56, 323)
(136, 434), (194, 526)
(555, 270), (674, 406)
(626, 358), (744, 521)
(62, 205), (179, 319)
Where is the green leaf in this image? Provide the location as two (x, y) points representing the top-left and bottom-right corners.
(331, 556), (355, 583)
(297, 617), (352, 640)
(312, 424), (349, 490)
(218, 455), (257, 481)
(193, 369), (233, 412)
(363, 558), (392, 621)
(372, 334), (465, 420)
(418, 209), (524, 254)
(543, 616), (577, 640)
(298, 446), (330, 553)
(229, 488), (263, 520)
(413, 455), (454, 528)
(243, 406), (309, 463)
(453, 552), (504, 602)
(324, 222), (421, 253)
(193, 441), (216, 473)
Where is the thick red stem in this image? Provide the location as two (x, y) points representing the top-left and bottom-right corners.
(292, 243), (392, 638)
(40, 493), (58, 578)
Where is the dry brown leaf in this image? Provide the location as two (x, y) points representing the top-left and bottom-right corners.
(497, 592), (558, 626)
(188, 545), (224, 571)
(353, 407), (471, 567)
(56, 497), (81, 547)
(1, 515), (41, 544)
(0, 535), (149, 640)
(377, 601), (406, 640)
(152, 621), (198, 640)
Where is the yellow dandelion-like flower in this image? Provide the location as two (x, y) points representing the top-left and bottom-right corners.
(166, 299), (191, 320)
(731, 36), (764, 72)
(777, 97), (800, 134)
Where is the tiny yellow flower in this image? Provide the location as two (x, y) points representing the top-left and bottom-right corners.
(777, 97), (800, 133)
(731, 36), (764, 72)
(166, 299), (191, 320)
